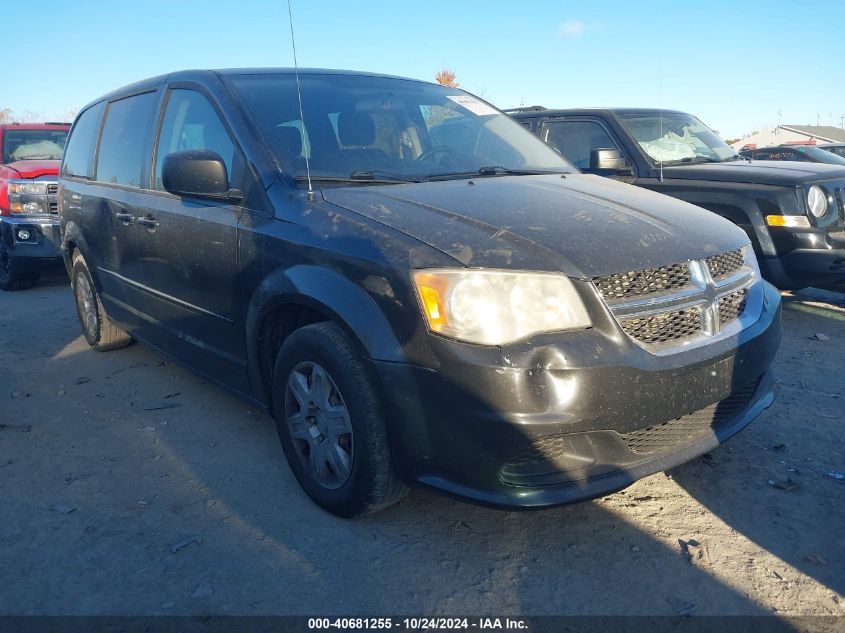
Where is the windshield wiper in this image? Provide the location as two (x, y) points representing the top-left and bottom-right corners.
(426, 166), (566, 181)
(349, 170), (421, 183)
(293, 172), (420, 185)
(662, 156), (721, 166)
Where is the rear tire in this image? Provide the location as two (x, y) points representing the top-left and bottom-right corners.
(272, 322), (408, 518)
(71, 252), (133, 351)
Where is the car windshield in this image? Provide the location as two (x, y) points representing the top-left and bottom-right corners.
(226, 73), (575, 183)
(616, 112), (736, 166)
(2, 129), (68, 163)
(821, 145), (845, 158)
(793, 145), (845, 165)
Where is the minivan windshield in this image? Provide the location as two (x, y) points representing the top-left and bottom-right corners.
(226, 73), (575, 183)
(617, 111), (737, 166)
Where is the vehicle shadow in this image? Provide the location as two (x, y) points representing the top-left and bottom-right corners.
(671, 289), (844, 597)
(45, 322), (801, 618)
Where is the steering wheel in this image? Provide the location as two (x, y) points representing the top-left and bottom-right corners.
(416, 145), (458, 167)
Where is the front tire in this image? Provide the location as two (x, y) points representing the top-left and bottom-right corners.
(272, 322), (408, 517)
(0, 245), (38, 291)
(71, 252), (133, 351)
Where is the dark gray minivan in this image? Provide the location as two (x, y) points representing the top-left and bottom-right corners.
(59, 69), (781, 517)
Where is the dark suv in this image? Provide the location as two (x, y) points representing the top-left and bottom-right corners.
(60, 70), (781, 517)
(510, 108), (845, 290)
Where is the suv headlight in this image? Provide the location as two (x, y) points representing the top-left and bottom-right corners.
(807, 185), (828, 218)
(412, 269), (591, 345)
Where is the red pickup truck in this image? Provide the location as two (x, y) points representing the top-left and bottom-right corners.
(0, 122), (70, 290)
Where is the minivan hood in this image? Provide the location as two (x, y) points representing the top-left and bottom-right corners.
(662, 160), (845, 186)
(3, 159), (61, 179)
(322, 174), (748, 278)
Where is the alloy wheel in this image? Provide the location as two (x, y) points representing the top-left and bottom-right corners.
(75, 272), (98, 337)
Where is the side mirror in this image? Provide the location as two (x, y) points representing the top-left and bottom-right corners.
(162, 150), (239, 200)
(589, 148), (632, 174)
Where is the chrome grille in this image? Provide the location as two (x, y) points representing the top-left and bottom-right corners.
(705, 249), (744, 280)
(594, 246), (761, 354)
(593, 262), (691, 301)
(718, 289), (748, 327)
(46, 181), (58, 214)
(620, 308), (701, 344)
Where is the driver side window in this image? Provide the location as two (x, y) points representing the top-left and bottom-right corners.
(542, 120), (624, 170)
(154, 89), (237, 191)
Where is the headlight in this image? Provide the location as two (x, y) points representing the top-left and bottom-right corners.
(807, 185), (828, 218)
(412, 269), (591, 345)
(8, 182), (48, 195)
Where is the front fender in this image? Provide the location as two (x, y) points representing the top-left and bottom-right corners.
(244, 263), (411, 399)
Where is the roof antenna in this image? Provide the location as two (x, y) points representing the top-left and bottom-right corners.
(287, 0), (315, 201)
(658, 71), (664, 183)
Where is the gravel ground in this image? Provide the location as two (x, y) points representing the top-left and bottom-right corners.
(0, 277), (842, 617)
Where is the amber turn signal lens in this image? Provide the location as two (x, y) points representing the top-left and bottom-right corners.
(413, 273), (449, 330)
(765, 215), (810, 228)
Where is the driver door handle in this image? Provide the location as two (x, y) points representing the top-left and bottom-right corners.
(138, 216), (160, 232)
(115, 212), (134, 225)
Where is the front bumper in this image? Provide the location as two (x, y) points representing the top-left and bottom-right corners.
(765, 227), (845, 289)
(376, 281), (782, 509)
(0, 216), (64, 273)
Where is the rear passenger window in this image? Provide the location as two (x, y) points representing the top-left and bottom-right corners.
(62, 102), (105, 179)
(154, 90), (235, 191)
(96, 92), (158, 188)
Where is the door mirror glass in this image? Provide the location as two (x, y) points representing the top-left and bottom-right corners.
(590, 148), (632, 174)
(162, 149), (232, 199)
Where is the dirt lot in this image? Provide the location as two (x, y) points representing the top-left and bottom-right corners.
(0, 276), (842, 617)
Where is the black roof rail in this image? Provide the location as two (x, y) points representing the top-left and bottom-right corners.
(502, 106), (547, 113)
(44, 122), (72, 125)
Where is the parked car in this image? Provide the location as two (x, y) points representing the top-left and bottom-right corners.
(509, 107), (845, 290)
(819, 142), (845, 159)
(60, 70), (781, 517)
(739, 144), (845, 166)
(0, 122), (70, 290)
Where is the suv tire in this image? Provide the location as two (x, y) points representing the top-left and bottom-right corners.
(71, 252), (133, 351)
(272, 322), (408, 517)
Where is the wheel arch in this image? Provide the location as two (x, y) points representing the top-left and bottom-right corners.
(61, 221), (93, 278)
(245, 264), (407, 406)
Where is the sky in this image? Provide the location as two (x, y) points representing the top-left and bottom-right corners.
(3, 0), (843, 139)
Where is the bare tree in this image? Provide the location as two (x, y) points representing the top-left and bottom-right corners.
(435, 68), (460, 88)
(0, 108), (12, 123)
(60, 108), (79, 123)
(20, 109), (45, 123)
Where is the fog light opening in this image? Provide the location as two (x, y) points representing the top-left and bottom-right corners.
(16, 229), (33, 242)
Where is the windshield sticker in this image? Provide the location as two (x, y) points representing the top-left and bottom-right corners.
(446, 95), (498, 116)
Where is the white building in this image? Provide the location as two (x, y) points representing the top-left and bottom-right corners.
(731, 125), (845, 150)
